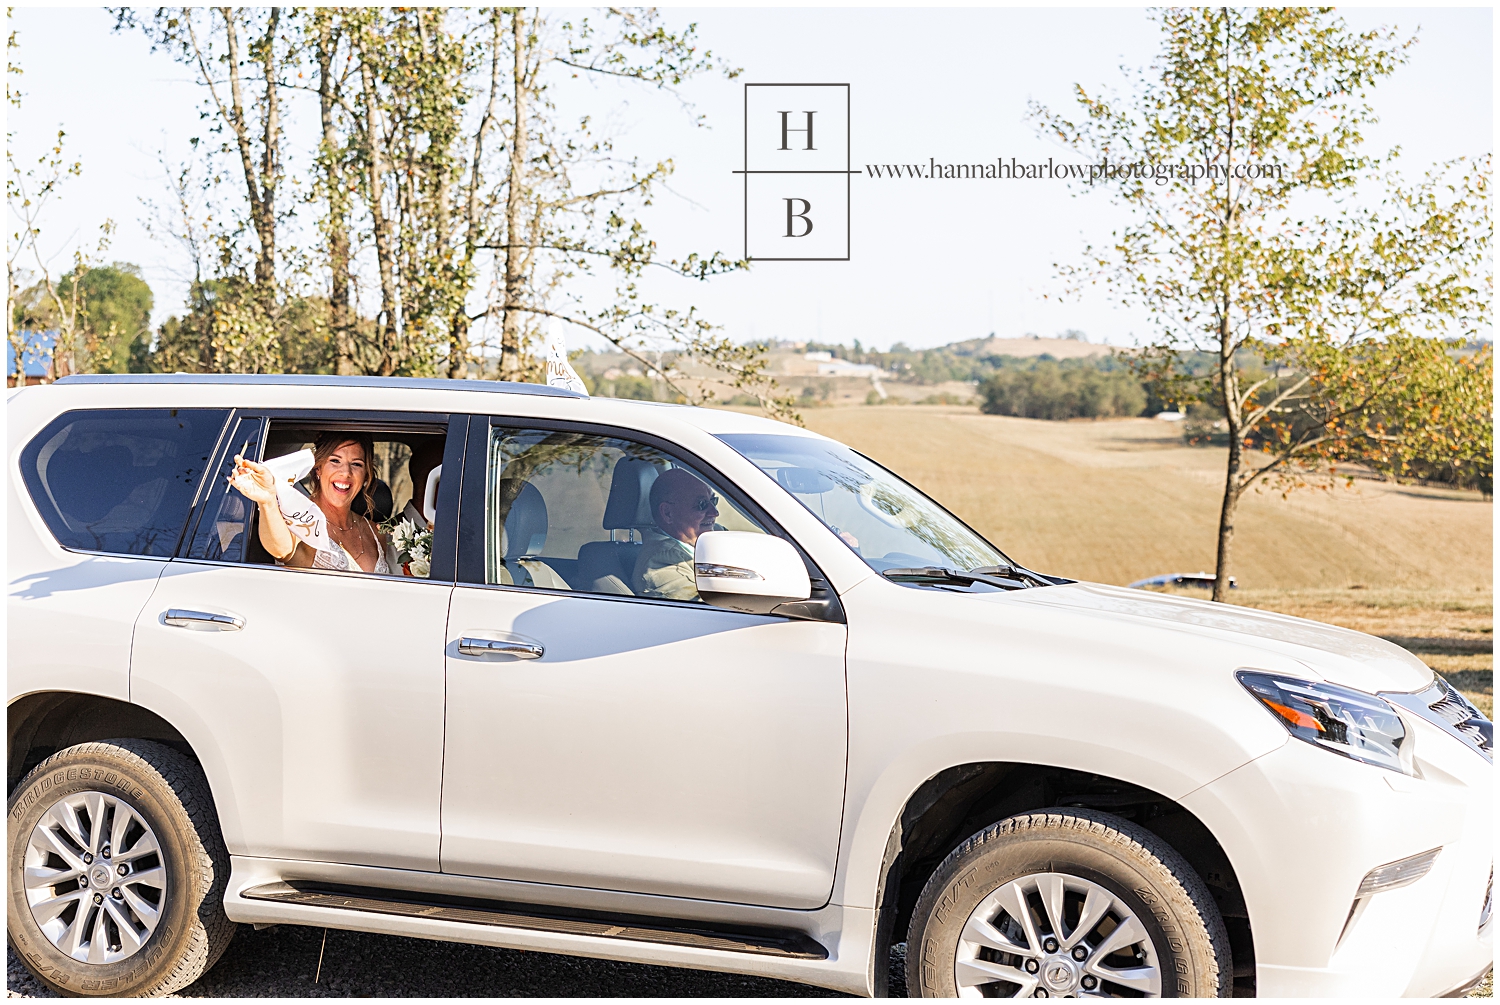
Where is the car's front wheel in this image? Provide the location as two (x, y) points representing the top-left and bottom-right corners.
(7, 739), (236, 996)
(906, 808), (1230, 998)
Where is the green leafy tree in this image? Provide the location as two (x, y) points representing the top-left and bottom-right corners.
(123, 8), (793, 416)
(118, 7), (306, 374)
(57, 264), (154, 373)
(1036, 8), (1491, 600)
(15, 262), (154, 375)
(149, 279), (334, 376)
(980, 358), (1147, 420)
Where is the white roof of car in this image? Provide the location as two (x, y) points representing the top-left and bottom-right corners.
(47, 372), (820, 439)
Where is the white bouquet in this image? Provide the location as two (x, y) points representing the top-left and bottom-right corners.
(390, 518), (434, 578)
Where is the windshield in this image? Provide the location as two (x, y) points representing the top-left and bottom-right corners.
(717, 432), (1010, 574)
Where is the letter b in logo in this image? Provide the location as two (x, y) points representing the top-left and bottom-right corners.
(785, 198), (813, 238)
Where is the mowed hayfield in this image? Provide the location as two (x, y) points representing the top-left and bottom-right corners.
(802, 406), (1491, 590)
(800, 407), (1493, 718)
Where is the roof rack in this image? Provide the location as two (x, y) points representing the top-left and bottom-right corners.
(52, 373), (584, 398)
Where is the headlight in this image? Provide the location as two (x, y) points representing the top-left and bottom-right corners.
(1237, 671), (1414, 774)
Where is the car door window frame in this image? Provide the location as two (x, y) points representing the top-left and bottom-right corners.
(175, 408), (465, 585)
(179, 413), (269, 564)
(454, 414), (844, 621)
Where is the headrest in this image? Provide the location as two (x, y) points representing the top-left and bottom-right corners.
(501, 481), (548, 559)
(602, 457), (662, 530)
(352, 478), (393, 524)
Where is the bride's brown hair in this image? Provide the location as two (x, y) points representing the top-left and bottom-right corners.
(309, 431), (377, 515)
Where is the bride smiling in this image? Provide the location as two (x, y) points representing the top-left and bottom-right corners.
(231, 431), (399, 574)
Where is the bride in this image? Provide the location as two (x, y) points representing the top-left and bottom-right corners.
(231, 432), (399, 574)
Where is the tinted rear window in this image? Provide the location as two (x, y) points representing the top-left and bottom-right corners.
(21, 408), (229, 557)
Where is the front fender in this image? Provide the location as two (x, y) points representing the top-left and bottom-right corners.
(832, 575), (1291, 910)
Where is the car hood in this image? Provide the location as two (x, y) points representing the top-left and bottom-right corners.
(1002, 581), (1434, 694)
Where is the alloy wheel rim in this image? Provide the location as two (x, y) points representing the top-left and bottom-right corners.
(23, 790), (168, 965)
(953, 871), (1162, 998)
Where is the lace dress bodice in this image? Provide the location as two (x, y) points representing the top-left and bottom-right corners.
(311, 537), (392, 574)
(277, 511), (397, 574)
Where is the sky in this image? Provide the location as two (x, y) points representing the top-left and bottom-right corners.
(6, 7), (1494, 353)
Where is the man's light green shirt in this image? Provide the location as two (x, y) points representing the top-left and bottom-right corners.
(631, 529), (697, 601)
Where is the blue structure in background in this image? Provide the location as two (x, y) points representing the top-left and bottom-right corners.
(7, 331), (56, 383)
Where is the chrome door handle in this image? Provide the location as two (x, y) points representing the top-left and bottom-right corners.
(458, 637), (543, 659)
(163, 609), (245, 632)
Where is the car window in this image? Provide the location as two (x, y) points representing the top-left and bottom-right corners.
(186, 419), (448, 574)
(486, 426), (765, 601)
(20, 407), (229, 558)
(184, 416), (267, 563)
(717, 431), (1010, 575)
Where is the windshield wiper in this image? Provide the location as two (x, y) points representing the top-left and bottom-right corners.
(882, 566), (1030, 590)
(970, 564), (1053, 588)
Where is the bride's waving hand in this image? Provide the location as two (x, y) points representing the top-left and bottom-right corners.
(230, 455), (302, 563)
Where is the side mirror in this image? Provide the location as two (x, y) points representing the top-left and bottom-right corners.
(694, 531), (811, 616)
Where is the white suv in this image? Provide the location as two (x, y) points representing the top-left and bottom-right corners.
(7, 374), (1492, 998)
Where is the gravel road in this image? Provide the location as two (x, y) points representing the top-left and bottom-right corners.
(7, 928), (909, 998)
(7, 931), (1492, 997)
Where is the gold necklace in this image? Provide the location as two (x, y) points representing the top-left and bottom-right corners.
(328, 514), (367, 559)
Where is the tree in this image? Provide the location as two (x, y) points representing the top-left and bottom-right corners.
(64, 263), (154, 373)
(979, 358), (1147, 420)
(13, 261), (155, 374)
(119, 8), (308, 374)
(127, 8), (288, 288)
(468, 9), (796, 415)
(1036, 8), (1491, 600)
(333, 7), (482, 377)
(7, 20), (136, 383)
(119, 8), (795, 415)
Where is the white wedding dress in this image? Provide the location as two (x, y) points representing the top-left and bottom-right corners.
(271, 483), (398, 574)
(309, 529), (396, 574)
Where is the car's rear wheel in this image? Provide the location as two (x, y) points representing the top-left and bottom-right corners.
(906, 808), (1230, 998)
(7, 739), (236, 996)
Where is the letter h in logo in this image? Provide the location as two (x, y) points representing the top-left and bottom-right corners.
(739, 83), (850, 261)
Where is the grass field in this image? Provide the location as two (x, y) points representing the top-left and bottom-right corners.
(799, 406), (1494, 719)
(801, 407), (1492, 591)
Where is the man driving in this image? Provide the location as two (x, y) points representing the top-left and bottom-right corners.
(632, 467), (719, 601)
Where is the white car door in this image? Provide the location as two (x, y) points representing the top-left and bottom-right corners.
(128, 412), (458, 872)
(439, 419), (849, 910)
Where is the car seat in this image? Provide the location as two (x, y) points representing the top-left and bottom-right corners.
(353, 478), (394, 525)
(498, 481), (570, 590)
(575, 457), (662, 595)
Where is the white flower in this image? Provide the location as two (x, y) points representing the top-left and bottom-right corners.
(391, 519), (419, 554)
(392, 518), (433, 577)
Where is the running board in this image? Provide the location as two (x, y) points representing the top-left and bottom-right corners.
(239, 881), (828, 961)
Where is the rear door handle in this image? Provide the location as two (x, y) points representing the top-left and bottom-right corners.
(458, 637), (544, 660)
(163, 609), (245, 632)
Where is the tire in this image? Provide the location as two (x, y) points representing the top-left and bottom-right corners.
(906, 808), (1230, 998)
(7, 739), (237, 996)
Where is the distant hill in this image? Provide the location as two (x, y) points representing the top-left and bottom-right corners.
(947, 335), (1110, 359)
